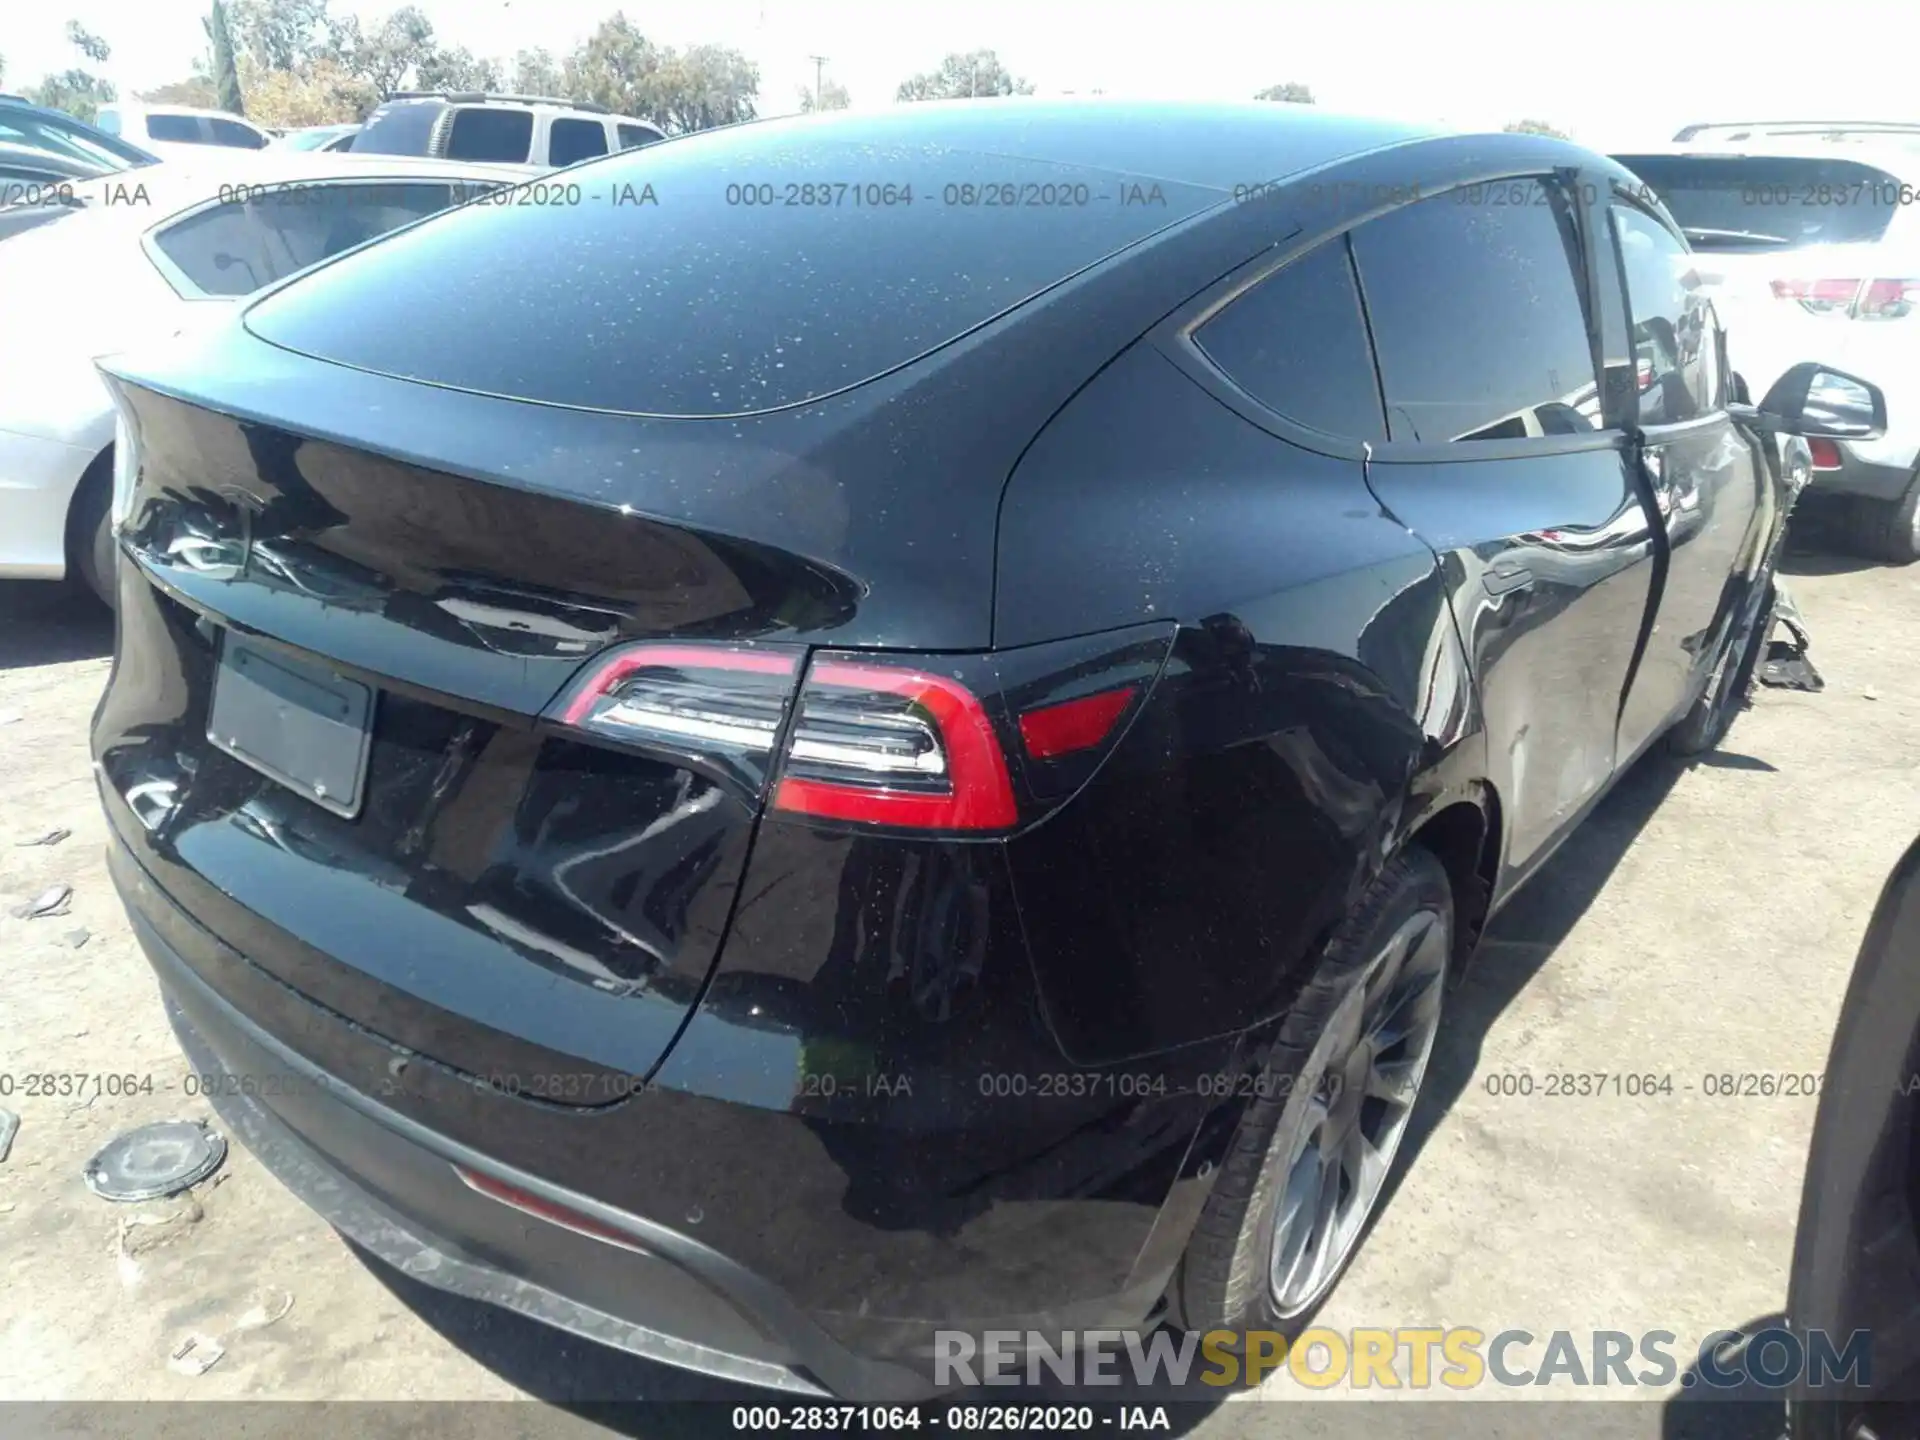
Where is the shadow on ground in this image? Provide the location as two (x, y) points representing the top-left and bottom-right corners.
(0, 580), (111, 671)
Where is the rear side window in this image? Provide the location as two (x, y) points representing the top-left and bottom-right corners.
(152, 182), (456, 297)
(616, 123), (660, 150)
(1612, 153), (1905, 250)
(207, 117), (267, 150)
(548, 117), (608, 167)
(1194, 237), (1385, 442)
(147, 114), (206, 144)
(95, 109), (122, 135)
(445, 108), (533, 163)
(1352, 180), (1602, 444)
(1610, 204), (1716, 425)
(242, 135), (1222, 416)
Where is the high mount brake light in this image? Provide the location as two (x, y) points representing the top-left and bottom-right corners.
(773, 659), (1018, 831)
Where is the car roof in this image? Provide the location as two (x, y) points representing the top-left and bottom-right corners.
(709, 98), (1444, 192)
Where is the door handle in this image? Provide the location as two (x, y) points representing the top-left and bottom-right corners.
(1484, 562), (1535, 596)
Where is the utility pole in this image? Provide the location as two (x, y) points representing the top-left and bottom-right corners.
(809, 54), (828, 108)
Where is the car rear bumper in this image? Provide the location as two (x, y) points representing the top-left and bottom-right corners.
(129, 859), (933, 1400)
(110, 818), (1191, 1399)
(1805, 447), (1918, 503)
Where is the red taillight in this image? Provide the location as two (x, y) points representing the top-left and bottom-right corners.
(1808, 437), (1844, 470)
(1017, 686), (1136, 760)
(1859, 277), (1919, 320)
(772, 659), (1018, 831)
(1771, 277), (1917, 319)
(544, 642), (803, 794)
(454, 1165), (652, 1255)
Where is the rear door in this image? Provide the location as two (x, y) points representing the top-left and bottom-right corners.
(1353, 177), (1659, 886)
(1602, 191), (1765, 759)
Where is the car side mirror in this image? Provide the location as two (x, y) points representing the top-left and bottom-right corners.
(1756, 362), (1888, 442)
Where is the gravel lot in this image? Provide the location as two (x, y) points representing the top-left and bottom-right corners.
(2, 541), (1917, 1435)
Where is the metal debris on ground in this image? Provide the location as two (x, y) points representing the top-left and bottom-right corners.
(167, 1333), (225, 1377)
(84, 1121), (227, 1203)
(0, 1109), (17, 1164)
(15, 827), (71, 847)
(8, 884), (73, 919)
(1757, 588), (1825, 693)
(59, 928), (90, 949)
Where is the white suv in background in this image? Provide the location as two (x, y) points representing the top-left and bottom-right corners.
(347, 92), (666, 170)
(1615, 126), (1920, 561)
(95, 101), (275, 161)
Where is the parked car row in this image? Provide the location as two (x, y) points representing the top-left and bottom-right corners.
(1611, 122), (1920, 561)
(57, 100), (1889, 1400)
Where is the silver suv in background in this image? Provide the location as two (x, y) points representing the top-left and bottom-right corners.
(1614, 128), (1920, 561)
(348, 92), (665, 171)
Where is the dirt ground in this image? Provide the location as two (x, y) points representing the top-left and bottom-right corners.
(2, 538), (1917, 1435)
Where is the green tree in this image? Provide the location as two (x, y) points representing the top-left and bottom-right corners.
(1504, 118), (1569, 139)
(654, 44), (758, 132)
(228, 0), (332, 72)
(510, 46), (564, 97)
(563, 13), (665, 116)
(416, 44), (501, 93)
(896, 49), (1033, 101)
(209, 1), (246, 114)
(799, 77), (850, 112)
(1254, 81), (1314, 103)
(332, 5), (437, 98)
(28, 21), (117, 123)
(143, 76), (220, 108)
(0, 54), (8, 87)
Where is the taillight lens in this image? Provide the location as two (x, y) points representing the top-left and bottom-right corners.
(1858, 277), (1919, 320)
(1771, 277), (1861, 314)
(1807, 437), (1844, 470)
(546, 643), (803, 795)
(1771, 277), (1918, 319)
(1018, 686), (1137, 760)
(773, 659), (1018, 831)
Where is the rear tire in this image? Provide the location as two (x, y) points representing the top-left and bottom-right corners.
(1833, 472), (1920, 565)
(1174, 846), (1452, 1335)
(1667, 576), (1774, 757)
(67, 452), (115, 609)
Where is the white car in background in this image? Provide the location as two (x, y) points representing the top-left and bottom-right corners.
(94, 101), (277, 161)
(0, 151), (525, 603)
(1614, 128), (1920, 561)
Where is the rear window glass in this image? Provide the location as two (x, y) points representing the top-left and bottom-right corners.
(548, 117), (608, 167)
(148, 114), (205, 144)
(446, 108), (533, 163)
(241, 133), (1220, 416)
(616, 123), (660, 150)
(1612, 154), (1905, 250)
(1195, 237), (1385, 443)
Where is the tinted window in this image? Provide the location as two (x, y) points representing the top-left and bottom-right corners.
(1352, 180), (1601, 443)
(208, 117), (267, 150)
(154, 182), (455, 297)
(242, 135), (1222, 416)
(1612, 154), (1903, 250)
(616, 123), (660, 150)
(1194, 237), (1385, 442)
(95, 109), (121, 135)
(445, 108), (533, 163)
(1610, 204), (1714, 425)
(548, 117), (608, 167)
(147, 114), (207, 144)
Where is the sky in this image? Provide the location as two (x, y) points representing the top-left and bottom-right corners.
(5, 0), (1919, 150)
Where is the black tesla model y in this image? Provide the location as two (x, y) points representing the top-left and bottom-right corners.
(94, 101), (1881, 1398)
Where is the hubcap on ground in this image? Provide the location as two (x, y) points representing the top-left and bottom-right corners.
(1268, 908), (1447, 1318)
